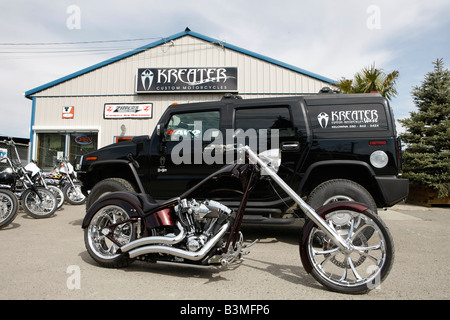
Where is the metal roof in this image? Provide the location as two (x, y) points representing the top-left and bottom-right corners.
(25, 29), (336, 99)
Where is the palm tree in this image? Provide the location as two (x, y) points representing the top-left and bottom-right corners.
(336, 64), (399, 100)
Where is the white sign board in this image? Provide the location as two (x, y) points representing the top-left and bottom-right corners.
(104, 103), (153, 119)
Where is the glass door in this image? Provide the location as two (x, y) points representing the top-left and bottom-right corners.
(69, 132), (98, 164)
(37, 133), (66, 170)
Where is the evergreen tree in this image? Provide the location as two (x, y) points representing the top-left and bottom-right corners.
(399, 59), (450, 198)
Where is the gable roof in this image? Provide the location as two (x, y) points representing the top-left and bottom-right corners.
(25, 29), (336, 99)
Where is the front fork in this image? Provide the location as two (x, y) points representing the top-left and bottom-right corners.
(245, 147), (352, 252)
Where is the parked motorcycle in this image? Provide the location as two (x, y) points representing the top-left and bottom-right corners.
(0, 189), (19, 228)
(0, 139), (57, 219)
(82, 145), (394, 294)
(44, 157), (86, 205)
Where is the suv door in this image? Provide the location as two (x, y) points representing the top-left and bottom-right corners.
(233, 103), (308, 201)
(149, 109), (223, 199)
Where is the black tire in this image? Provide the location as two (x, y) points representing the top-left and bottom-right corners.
(22, 187), (57, 219)
(300, 207), (394, 294)
(307, 179), (378, 213)
(86, 178), (135, 210)
(0, 189), (19, 228)
(84, 204), (135, 268)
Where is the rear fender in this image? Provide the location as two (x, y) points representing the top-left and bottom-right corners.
(299, 201), (370, 273)
(81, 192), (144, 229)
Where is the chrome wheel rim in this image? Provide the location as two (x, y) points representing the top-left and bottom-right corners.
(308, 210), (387, 288)
(87, 205), (134, 260)
(24, 189), (56, 215)
(0, 192), (15, 222)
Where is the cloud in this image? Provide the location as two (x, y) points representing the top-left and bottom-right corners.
(0, 0), (449, 138)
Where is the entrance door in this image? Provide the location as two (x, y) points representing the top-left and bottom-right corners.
(37, 133), (66, 170)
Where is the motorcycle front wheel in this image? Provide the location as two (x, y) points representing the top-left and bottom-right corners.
(84, 205), (135, 268)
(300, 208), (394, 294)
(64, 184), (86, 205)
(0, 189), (19, 228)
(22, 187), (57, 219)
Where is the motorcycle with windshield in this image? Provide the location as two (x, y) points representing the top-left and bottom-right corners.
(82, 144), (394, 294)
(0, 139), (57, 219)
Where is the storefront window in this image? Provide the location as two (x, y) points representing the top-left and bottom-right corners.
(69, 132), (98, 164)
(37, 132), (98, 169)
(37, 133), (66, 169)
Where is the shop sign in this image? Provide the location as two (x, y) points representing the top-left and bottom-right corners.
(62, 106), (74, 119)
(136, 67), (238, 93)
(104, 103), (153, 119)
(75, 135), (93, 145)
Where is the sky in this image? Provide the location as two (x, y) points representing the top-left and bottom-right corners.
(0, 0), (449, 138)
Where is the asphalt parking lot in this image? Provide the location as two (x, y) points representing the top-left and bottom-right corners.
(1, 202), (449, 301)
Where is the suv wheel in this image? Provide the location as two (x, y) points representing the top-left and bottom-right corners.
(86, 178), (136, 210)
(307, 179), (377, 213)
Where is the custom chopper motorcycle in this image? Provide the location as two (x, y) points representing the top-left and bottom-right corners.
(83, 145), (394, 294)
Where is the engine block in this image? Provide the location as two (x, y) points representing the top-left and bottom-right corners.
(176, 198), (232, 252)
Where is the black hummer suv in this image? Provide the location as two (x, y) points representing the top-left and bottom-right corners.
(77, 91), (408, 223)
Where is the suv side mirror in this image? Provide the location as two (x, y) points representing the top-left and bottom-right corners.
(156, 124), (162, 137)
(156, 123), (167, 154)
(156, 123), (166, 142)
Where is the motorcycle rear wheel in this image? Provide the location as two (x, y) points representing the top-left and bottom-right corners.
(47, 185), (64, 209)
(84, 204), (135, 268)
(22, 187), (57, 219)
(0, 189), (19, 228)
(300, 207), (394, 294)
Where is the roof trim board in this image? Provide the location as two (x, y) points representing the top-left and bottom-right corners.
(24, 29), (336, 99)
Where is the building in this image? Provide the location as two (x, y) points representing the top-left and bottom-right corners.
(25, 28), (336, 169)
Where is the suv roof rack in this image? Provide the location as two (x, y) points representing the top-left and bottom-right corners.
(319, 87), (340, 94)
(222, 93), (242, 100)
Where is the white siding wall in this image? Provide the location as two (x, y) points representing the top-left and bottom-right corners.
(30, 35), (333, 149)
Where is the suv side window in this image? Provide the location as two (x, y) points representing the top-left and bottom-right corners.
(165, 111), (220, 141)
(234, 106), (293, 137)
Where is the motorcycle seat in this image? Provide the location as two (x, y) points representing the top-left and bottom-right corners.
(135, 193), (178, 213)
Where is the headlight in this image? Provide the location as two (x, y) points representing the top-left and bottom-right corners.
(370, 150), (388, 168)
(258, 149), (281, 174)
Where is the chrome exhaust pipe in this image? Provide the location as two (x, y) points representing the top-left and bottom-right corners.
(127, 222), (230, 261)
(120, 222), (186, 253)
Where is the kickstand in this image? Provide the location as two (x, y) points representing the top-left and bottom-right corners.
(243, 239), (259, 249)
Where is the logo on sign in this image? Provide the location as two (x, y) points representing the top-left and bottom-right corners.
(62, 106), (74, 119)
(317, 112), (329, 128)
(140, 69), (154, 91)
